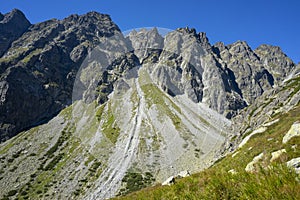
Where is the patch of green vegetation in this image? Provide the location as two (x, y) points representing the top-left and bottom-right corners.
(119, 171), (155, 196)
(130, 90), (139, 111)
(248, 105), (258, 119)
(44, 153), (64, 171)
(7, 189), (18, 197)
(71, 103), (108, 160)
(151, 133), (161, 151)
(160, 60), (176, 67)
(12, 149), (23, 159)
(45, 129), (71, 158)
(13, 123), (89, 199)
(21, 48), (43, 64)
(284, 75), (300, 86)
(72, 158), (103, 197)
(37, 124), (73, 173)
(141, 83), (182, 130)
(0, 127), (31, 155)
(28, 152), (36, 157)
(73, 189), (81, 196)
(9, 166), (18, 172)
(194, 148), (204, 158)
(290, 84), (300, 99)
(59, 105), (73, 120)
(84, 155), (95, 166)
(88, 160), (101, 173)
(0, 127), (38, 165)
(138, 137), (147, 154)
(102, 103), (120, 144)
(280, 76), (300, 98)
(96, 104), (106, 121)
(0, 47), (29, 64)
(0, 141), (14, 155)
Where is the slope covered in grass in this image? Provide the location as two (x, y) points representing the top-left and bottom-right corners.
(114, 104), (300, 199)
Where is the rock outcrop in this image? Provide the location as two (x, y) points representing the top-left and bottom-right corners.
(0, 10), (121, 141)
(270, 149), (286, 162)
(283, 122), (300, 144)
(177, 170), (191, 178)
(255, 44), (295, 83)
(245, 152), (264, 173)
(162, 176), (175, 186)
(0, 9), (31, 57)
(287, 157), (300, 174)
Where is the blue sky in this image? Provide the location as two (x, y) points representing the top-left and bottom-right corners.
(1, 0), (300, 63)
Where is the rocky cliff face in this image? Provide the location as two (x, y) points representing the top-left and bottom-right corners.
(127, 28), (295, 119)
(0, 9), (31, 57)
(0, 9), (299, 200)
(0, 10), (121, 141)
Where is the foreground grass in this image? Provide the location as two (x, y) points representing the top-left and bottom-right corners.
(115, 165), (299, 200)
(114, 105), (300, 200)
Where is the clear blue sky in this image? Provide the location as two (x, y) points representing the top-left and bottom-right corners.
(1, 0), (300, 63)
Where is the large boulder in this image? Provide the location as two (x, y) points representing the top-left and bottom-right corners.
(162, 176), (175, 186)
(245, 152), (264, 173)
(287, 157), (300, 174)
(283, 122), (300, 144)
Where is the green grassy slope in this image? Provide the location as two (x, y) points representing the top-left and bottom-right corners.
(114, 104), (300, 200)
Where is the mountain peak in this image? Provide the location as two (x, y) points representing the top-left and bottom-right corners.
(256, 44), (285, 57)
(128, 27), (164, 61)
(62, 11), (120, 34)
(86, 11), (111, 19)
(0, 8), (29, 24)
(176, 27), (197, 36)
(255, 44), (295, 81)
(0, 9), (31, 56)
(227, 40), (250, 50)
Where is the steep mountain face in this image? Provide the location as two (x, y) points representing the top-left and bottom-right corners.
(225, 63), (300, 153)
(127, 27), (295, 119)
(0, 9), (31, 57)
(0, 10), (121, 141)
(115, 73), (300, 199)
(0, 9), (299, 200)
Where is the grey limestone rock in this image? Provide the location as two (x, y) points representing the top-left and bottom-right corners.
(0, 9), (31, 57)
(0, 10), (121, 141)
(127, 27), (163, 62)
(255, 44), (295, 83)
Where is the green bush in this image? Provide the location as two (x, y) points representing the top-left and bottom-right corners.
(120, 172), (155, 196)
(88, 161), (101, 173)
(36, 190), (43, 194)
(7, 189), (18, 196)
(44, 153), (64, 171)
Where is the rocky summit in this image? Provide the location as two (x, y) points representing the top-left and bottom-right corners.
(0, 9), (120, 141)
(0, 9), (300, 200)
